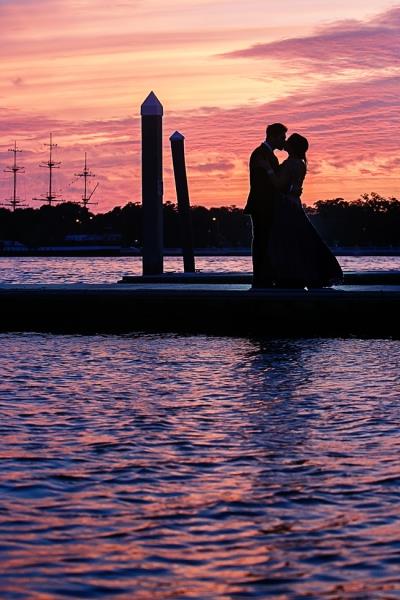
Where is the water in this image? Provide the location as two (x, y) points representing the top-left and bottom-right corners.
(1, 333), (400, 598)
(1, 255), (400, 284)
(1, 258), (400, 597)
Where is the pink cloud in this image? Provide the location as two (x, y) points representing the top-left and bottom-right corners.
(221, 6), (400, 73)
(168, 74), (399, 155)
(191, 160), (235, 173)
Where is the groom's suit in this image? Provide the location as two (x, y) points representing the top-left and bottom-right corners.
(244, 143), (280, 287)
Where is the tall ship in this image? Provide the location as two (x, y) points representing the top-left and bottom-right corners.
(1, 141), (26, 211)
(27, 133), (99, 208)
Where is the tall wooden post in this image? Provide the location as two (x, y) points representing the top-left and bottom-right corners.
(141, 91), (163, 275)
(170, 131), (195, 273)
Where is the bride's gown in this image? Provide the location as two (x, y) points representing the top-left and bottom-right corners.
(267, 158), (343, 287)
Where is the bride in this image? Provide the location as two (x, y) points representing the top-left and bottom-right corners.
(262, 133), (343, 288)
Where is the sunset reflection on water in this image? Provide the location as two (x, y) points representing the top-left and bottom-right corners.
(1, 333), (400, 598)
(1, 255), (400, 284)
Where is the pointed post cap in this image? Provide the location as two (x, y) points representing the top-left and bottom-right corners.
(141, 91), (163, 116)
(170, 131), (185, 142)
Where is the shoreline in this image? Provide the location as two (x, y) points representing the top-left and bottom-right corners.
(2, 246), (400, 258)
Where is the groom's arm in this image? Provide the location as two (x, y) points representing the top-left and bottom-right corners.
(258, 158), (290, 192)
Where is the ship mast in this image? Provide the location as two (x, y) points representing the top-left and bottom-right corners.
(75, 152), (98, 208)
(2, 141), (25, 211)
(33, 133), (64, 206)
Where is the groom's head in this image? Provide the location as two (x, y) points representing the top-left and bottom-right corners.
(266, 123), (287, 151)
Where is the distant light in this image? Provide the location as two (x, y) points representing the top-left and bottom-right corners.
(212, 217), (217, 221)
(76, 219), (80, 223)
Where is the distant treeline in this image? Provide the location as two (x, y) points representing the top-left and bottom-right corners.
(1, 193), (399, 248)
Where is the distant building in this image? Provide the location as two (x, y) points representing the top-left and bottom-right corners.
(64, 233), (122, 244)
(0, 240), (28, 252)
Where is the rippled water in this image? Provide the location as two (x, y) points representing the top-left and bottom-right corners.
(1, 255), (400, 284)
(1, 333), (400, 598)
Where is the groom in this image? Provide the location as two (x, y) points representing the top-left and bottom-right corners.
(244, 123), (287, 288)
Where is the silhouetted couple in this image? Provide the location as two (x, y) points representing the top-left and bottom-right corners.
(245, 123), (343, 289)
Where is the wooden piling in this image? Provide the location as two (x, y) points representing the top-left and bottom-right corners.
(170, 131), (195, 273)
(141, 91), (164, 275)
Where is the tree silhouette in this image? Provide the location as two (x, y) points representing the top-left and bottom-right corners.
(0, 194), (399, 249)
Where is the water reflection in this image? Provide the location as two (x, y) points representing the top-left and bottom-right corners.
(0, 333), (400, 597)
(1, 255), (400, 283)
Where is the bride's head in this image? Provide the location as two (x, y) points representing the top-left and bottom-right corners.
(285, 133), (308, 162)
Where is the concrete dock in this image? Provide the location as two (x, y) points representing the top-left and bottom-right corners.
(120, 270), (400, 285)
(1, 274), (399, 337)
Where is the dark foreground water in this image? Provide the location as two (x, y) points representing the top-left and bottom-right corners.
(1, 333), (400, 598)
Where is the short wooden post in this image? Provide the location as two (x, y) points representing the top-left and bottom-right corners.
(170, 131), (195, 273)
(141, 91), (163, 275)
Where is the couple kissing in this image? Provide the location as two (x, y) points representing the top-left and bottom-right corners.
(244, 123), (343, 289)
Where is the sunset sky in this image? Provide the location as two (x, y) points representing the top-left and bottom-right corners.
(1, 0), (399, 211)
